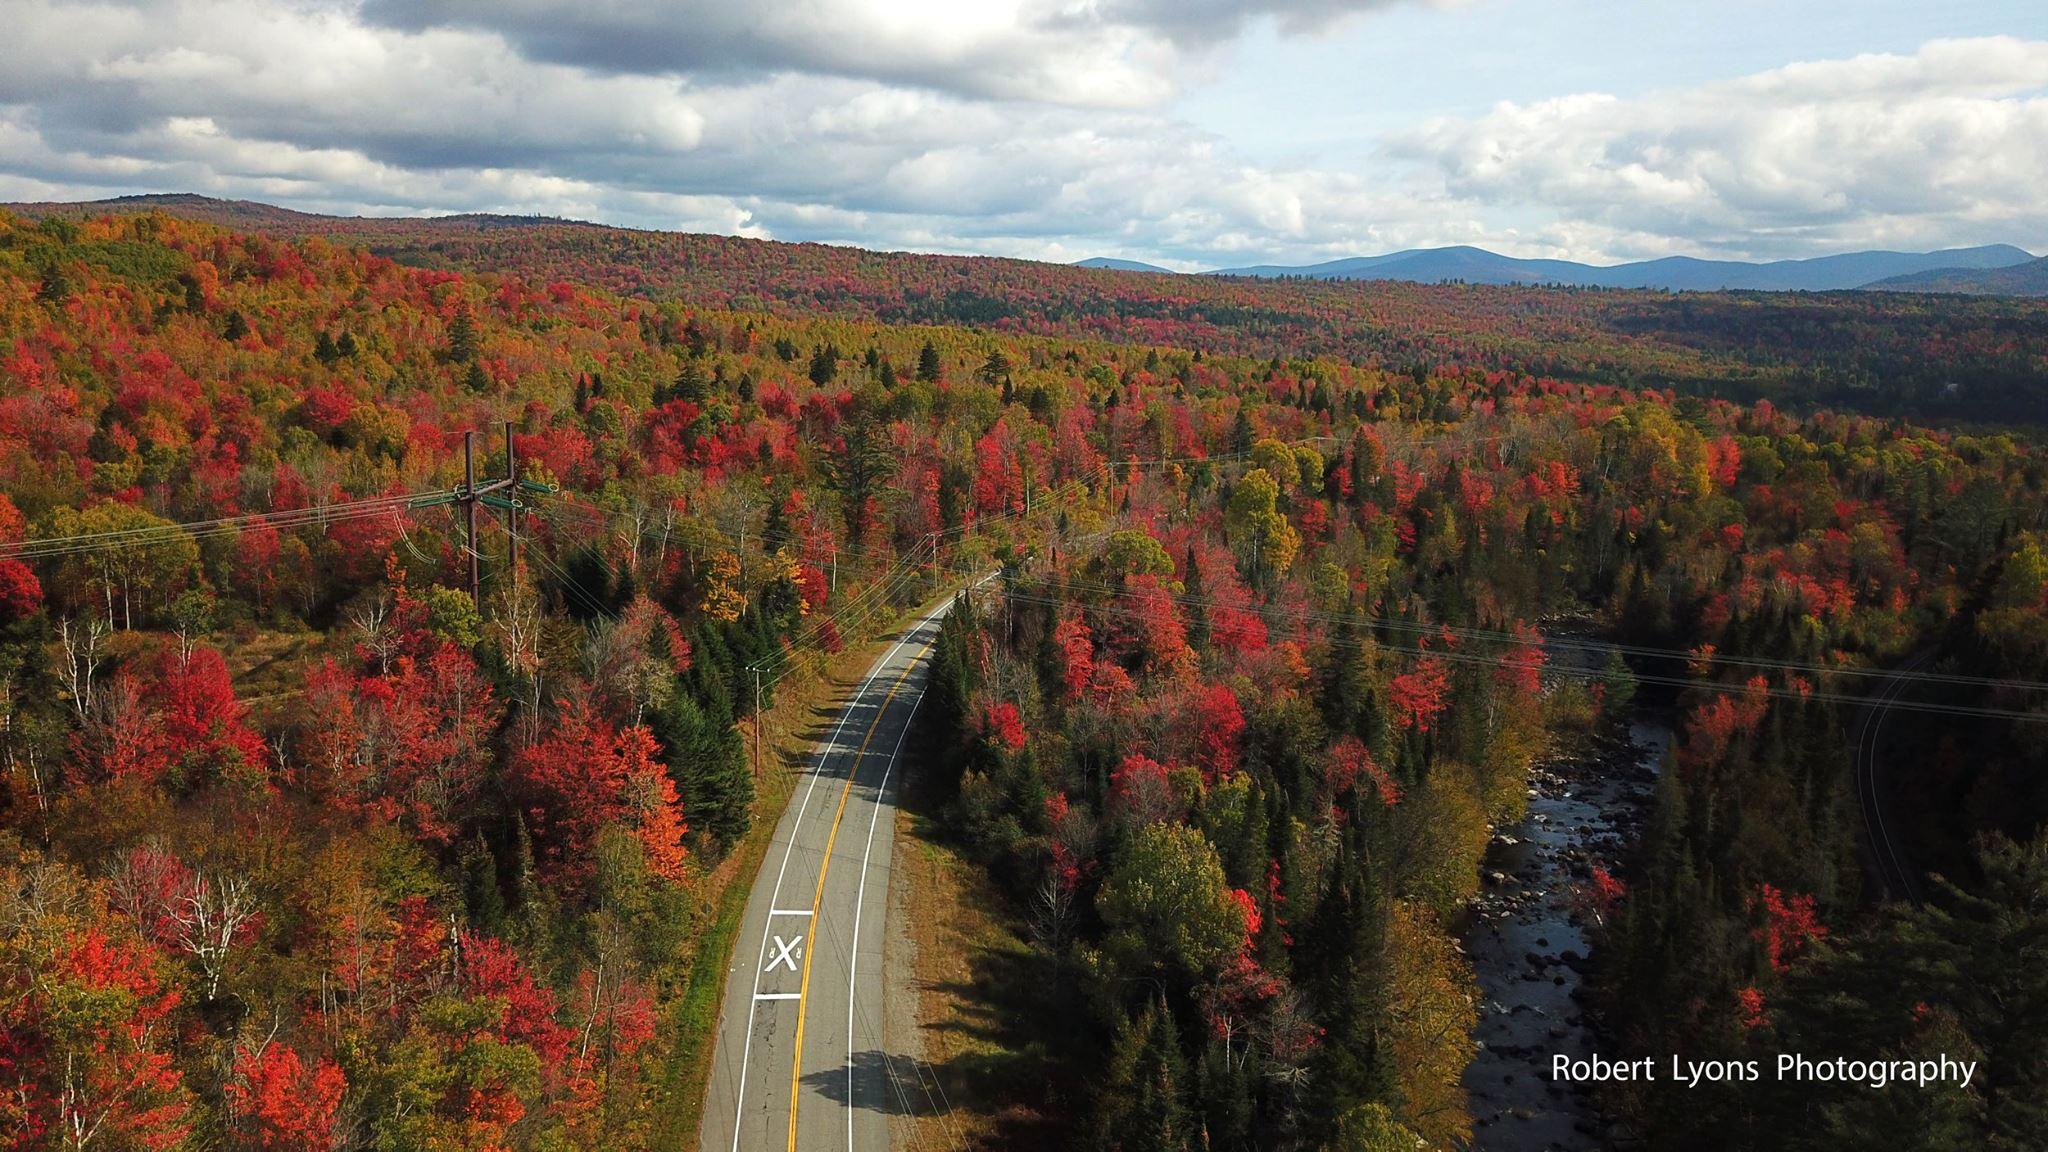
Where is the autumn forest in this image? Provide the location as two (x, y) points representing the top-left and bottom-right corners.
(0, 203), (2045, 1152)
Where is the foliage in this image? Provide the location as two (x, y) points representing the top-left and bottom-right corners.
(0, 204), (2042, 1150)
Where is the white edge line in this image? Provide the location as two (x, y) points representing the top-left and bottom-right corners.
(728, 606), (939, 1152)
(846, 684), (928, 1150)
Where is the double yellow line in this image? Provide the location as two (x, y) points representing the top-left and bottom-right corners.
(785, 635), (933, 1152)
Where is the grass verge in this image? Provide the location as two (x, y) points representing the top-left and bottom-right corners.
(890, 748), (1079, 1149)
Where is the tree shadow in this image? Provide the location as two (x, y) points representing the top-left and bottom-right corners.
(913, 937), (1084, 1149)
(799, 1048), (917, 1114)
(890, 773), (1089, 1146)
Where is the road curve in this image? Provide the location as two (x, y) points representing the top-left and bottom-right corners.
(1852, 650), (1933, 905)
(698, 593), (958, 1152)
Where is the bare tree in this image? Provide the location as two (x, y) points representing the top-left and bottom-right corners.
(1028, 867), (1078, 953)
(56, 616), (107, 724)
(350, 596), (396, 675)
(110, 846), (259, 1001)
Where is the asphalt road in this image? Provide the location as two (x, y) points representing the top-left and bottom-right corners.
(698, 594), (957, 1152)
(1852, 650), (1933, 905)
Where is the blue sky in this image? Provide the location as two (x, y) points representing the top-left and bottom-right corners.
(0, 0), (2042, 267)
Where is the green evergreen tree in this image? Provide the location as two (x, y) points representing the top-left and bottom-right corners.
(448, 308), (479, 362)
(460, 832), (505, 934)
(655, 690), (753, 853)
(1093, 997), (1193, 1152)
(1306, 837), (1397, 1137)
(809, 343), (840, 386)
(673, 358), (710, 405)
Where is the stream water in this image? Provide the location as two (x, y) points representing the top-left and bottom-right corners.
(1460, 719), (1671, 1151)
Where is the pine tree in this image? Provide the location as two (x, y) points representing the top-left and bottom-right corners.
(1306, 837), (1397, 1137)
(1197, 1033), (1257, 1152)
(825, 395), (895, 545)
(809, 343), (840, 386)
(655, 690), (753, 854)
(460, 832), (505, 934)
(672, 359), (710, 405)
(1093, 997), (1193, 1152)
(917, 340), (942, 382)
(448, 308), (478, 363)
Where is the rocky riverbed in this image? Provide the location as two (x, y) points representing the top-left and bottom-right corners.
(1460, 720), (1669, 1151)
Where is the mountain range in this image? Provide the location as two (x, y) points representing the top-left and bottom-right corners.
(1075, 244), (2042, 293)
(1864, 256), (2048, 296)
(7, 194), (2039, 297)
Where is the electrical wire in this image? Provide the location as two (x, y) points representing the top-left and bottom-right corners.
(2, 489), (457, 560)
(992, 558), (2048, 697)
(974, 582), (2048, 724)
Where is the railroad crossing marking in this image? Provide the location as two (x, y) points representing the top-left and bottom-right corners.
(766, 934), (803, 973)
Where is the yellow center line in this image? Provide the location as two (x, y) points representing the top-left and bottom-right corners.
(787, 636), (932, 1152)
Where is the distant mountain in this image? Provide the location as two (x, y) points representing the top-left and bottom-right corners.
(8, 192), (601, 234)
(1075, 256), (1175, 273)
(1208, 244), (2038, 292)
(1863, 257), (2048, 297)
(12, 194), (2039, 297)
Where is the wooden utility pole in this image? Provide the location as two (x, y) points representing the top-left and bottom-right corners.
(463, 431), (481, 603)
(452, 422), (534, 606)
(752, 666), (764, 776)
(503, 423), (518, 588)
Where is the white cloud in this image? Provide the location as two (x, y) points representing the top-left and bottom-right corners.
(0, 4), (2039, 267)
(1394, 36), (2048, 257)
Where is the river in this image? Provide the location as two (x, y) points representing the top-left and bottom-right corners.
(1460, 718), (1671, 1151)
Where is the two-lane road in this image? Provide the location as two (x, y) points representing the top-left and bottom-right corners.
(699, 593), (958, 1152)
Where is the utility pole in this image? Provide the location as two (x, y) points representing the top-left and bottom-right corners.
(503, 423), (518, 590)
(463, 431), (481, 604)
(752, 666), (764, 777)
(451, 422), (541, 607)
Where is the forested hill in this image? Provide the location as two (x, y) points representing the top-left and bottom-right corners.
(15, 195), (2048, 425)
(0, 200), (2045, 1151)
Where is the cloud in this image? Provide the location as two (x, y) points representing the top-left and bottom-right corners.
(1394, 36), (2048, 257)
(0, 4), (2039, 268)
(0, 0), (1460, 264)
(356, 0), (1427, 108)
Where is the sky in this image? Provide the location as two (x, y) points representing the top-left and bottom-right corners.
(0, 0), (2042, 268)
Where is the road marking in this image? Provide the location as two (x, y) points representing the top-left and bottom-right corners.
(727, 615), (936, 1152)
(788, 635), (934, 1152)
(769, 909), (815, 917)
(755, 993), (804, 1002)
(846, 687), (926, 1149)
(766, 935), (804, 973)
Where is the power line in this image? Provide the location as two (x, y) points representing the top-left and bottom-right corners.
(1, 490), (456, 561)
(1005, 560), (2048, 697)
(976, 583), (2048, 724)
